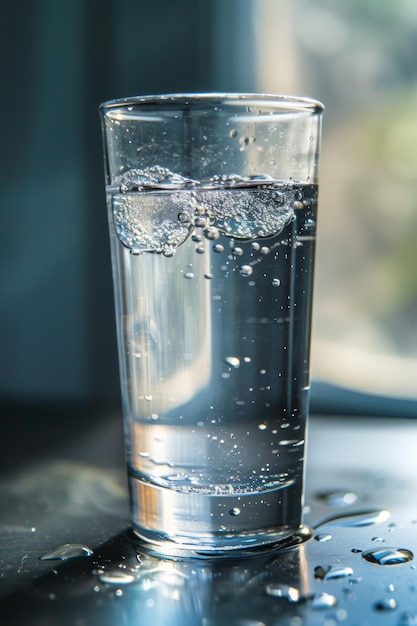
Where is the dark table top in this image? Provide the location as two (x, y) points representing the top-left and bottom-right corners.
(1, 412), (417, 625)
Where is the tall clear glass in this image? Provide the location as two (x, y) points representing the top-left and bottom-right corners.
(100, 94), (324, 555)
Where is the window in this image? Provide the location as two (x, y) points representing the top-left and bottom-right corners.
(221, 0), (417, 407)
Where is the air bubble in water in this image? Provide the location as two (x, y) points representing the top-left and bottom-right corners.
(314, 533), (332, 543)
(240, 265), (253, 277)
(229, 507), (241, 516)
(203, 226), (220, 240)
(224, 356), (240, 368)
(40, 544), (94, 561)
(272, 278), (281, 287)
(194, 215), (208, 228)
(232, 246), (244, 256)
(178, 212), (190, 224)
(361, 547), (413, 565)
(204, 273), (213, 280)
(184, 272), (194, 279)
(197, 181), (295, 239)
(213, 244), (224, 253)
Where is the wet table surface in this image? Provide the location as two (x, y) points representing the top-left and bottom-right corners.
(1, 413), (417, 625)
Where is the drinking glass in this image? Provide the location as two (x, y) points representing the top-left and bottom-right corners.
(99, 93), (324, 556)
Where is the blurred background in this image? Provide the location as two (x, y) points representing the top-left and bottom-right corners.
(1, 0), (417, 420)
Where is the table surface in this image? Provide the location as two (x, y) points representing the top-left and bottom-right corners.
(1, 412), (417, 625)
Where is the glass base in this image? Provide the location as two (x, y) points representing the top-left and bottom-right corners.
(128, 473), (308, 558)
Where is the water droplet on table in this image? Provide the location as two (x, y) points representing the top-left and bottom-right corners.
(265, 583), (301, 603)
(374, 597), (397, 611)
(314, 565), (353, 580)
(310, 592), (338, 609)
(96, 570), (136, 585)
(361, 547), (413, 565)
(315, 489), (358, 507)
(316, 509), (390, 528)
(40, 543), (93, 561)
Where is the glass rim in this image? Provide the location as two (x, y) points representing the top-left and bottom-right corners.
(99, 92), (324, 115)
